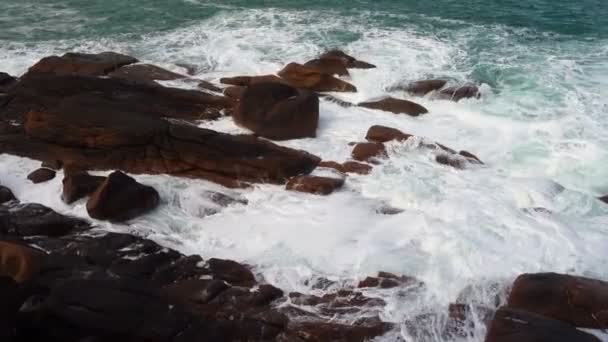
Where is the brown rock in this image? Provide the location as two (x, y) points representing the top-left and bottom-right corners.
(304, 58), (349, 76)
(108, 63), (187, 84)
(484, 307), (601, 342)
(0, 72), (17, 92)
(86, 171), (159, 222)
(406, 79), (447, 96)
(27, 168), (56, 184)
(318, 161), (372, 175)
(351, 142), (387, 163)
(439, 84), (480, 101)
(277, 63), (357, 92)
(23, 51), (138, 78)
(62, 171), (106, 204)
(319, 50), (376, 69)
(197, 80), (222, 93)
(359, 97), (428, 116)
(206, 258), (256, 287)
(286, 175), (345, 195)
(0, 241), (44, 283)
(41, 159), (63, 170)
(220, 74), (286, 86)
(287, 322), (393, 342)
(358, 272), (420, 289)
(223, 85), (244, 99)
(508, 273), (608, 329)
(234, 82), (319, 140)
(365, 125), (412, 143)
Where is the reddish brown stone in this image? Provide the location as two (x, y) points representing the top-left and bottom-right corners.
(23, 52), (138, 78)
(220, 74), (286, 86)
(277, 63), (357, 92)
(27, 168), (56, 184)
(319, 50), (376, 69)
(359, 97), (428, 116)
(351, 142), (387, 163)
(0, 241), (44, 283)
(223, 85), (244, 99)
(62, 171), (106, 204)
(318, 161), (371, 175)
(108, 63), (187, 84)
(197, 80), (222, 93)
(358, 272), (420, 289)
(286, 175), (345, 195)
(365, 125), (412, 143)
(304, 58), (349, 76)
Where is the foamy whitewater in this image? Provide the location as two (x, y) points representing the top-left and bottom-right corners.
(1, 1), (608, 341)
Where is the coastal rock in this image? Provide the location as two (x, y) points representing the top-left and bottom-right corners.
(358, 272), (421, 289)
(304, 58), (350, 76)
(359, 97), (428, 116)
(507, 273), (608, 328)
(86, 171), (159, 222)
(198, 80), (222, 93)
(436, 154), (467, 169)
(439, 84), (480, 101)
(0, 72), (17, 92)
(23, 51), (138, 78)
(319, 161), (372, 175)
(484, 307), (601, 342)
(319, 93), (355, 107)
(405, 79), (447, 96)
(0, 186), (16, 204)
(277, 63), (357, 92)
(234, 82), (319, 140)
(319, 50), (376, 69)
(0, 241), (44, 283)
(286, 175), (345, 195)
(205, 258), (256, 287)
(223, 85), (244, 99)
(365, 125), (412, 143)
(0, 203), (89, 237)
(26, 168), (56, 184)
(108, 63), (187, 84)
(351, 142), (388, 163)
(62, 171), (106, 204)
(220, 74), (287, 86)
(280, 321), (393, 342)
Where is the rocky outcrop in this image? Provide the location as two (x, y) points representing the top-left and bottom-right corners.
(0, 202), (89, 237)
(234, 82), (319, 140)
(0, 72), (17, 92)
(62, 171), (106, 204)
(318, 50), (376, 69)
(304, 58), (350, 76)
(440, 84), (480, 101)
(26, 168), (56, 184)
(108, 63), (187, 84)
(22, 51), (138, 78)
(86, 171), (159, 222)
(351, 142), (388, 163)
(358, 272), (421, 289)
(223, 85), (245, 99)
(286, 175), (345, 195)
(319, 161), (372, 175)
(220, 75), (287, 87)
(365, 125), (413, 143)
(359, 97), (428, 116)
(278, 63), (357, 92)
(405, 79), (447, 96)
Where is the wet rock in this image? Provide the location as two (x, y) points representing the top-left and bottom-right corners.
(319, 161), (372, 175)
(0, 72), (17, 92)
(375, 206), (404, 215)
(318, 93), (355, 107)
(351, 142), (388, 163)
(205, 258), (256, 287)
(23, 51), (138, 78)
(0, 203), (89, 237)
(175, 63), (199, 76)
(319, 50), (376, 69)
(277, 63), (357, 92)
(288, 290), (386, 317)
(436, 154), (467, 169)
(234, 82), (319, 140)
(484, 307), (601, 342)
(459, 150), (484, 164)
(86, 171), (159, 222)
(26, 168), (56, 184)
(439, 84), (480, 101)
(597, 195), (608, 204)
(358, 272), (420, 289)
(0, 276), (19, 341)
(223, 85), (244, 99)
(283, 321), (393, 342)
(365, 125), (413, 143)
(359, 97), (428, 116)
(204, 191), (248, 207)
(197, 80), (222, 93)
(507, 273), (608, 328)
(304, 58), (349, 76)
(41, 159), (63, 170)
(286, 175), (345, 195)
(407, 304), (493, 341)
(220, 74), (287, 86)
(405, 79), (447, 96)
(108, 63), (187, 84)
(0, 186), (16, 204)
(62, 171), (106, 204)
(0, 241), (44, 283)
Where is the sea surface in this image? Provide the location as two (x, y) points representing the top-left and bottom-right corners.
(1, 1), (608, 341)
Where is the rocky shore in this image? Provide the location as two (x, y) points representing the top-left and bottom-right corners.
(1, 50), (607, 341)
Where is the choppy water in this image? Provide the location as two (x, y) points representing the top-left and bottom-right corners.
(1, 1), (608, 341)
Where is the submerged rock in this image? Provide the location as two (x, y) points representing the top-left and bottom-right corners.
(359, 97), (428, 116)
(286, 175), (345, 195)
(234, 82), (319, 140)
(358, 272), (421, 289)
(26, 168), (56, 184)
(86, 171), (159, 222)
(439, 84), (480, 101)
(405, 79), (447, 96)
(278, 62), (357, 92)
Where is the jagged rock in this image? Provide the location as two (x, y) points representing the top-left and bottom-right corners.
(0, 203), (89, 237)
(351, 142), (387, 163)
(286, 175), (345, 195)
(86, 171), (159, 222)
(359, 97), (428, 116)
(278, 63), (357, 92)
(304, 58), (349, 76)
(280, 321), (393, 342)
(26, 168), (56, 184)
(62, 171), (106, 204)
(405, 79), (447, 96)
(365, 125), (412, 143)
(23, 51), (138, 78)
(234, 82), (319, 140)
(439, 84), (480, 101)
(204, 258), (256, 287)
(108, 63), (187, 84)
(319, 50), (376, 69)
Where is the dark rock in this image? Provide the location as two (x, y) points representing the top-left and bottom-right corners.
(285, 321), (393, 342)
(375, 206), (404, 215)
(599, 195), (608, 204)
(206, 258), (256, 287)
(0, 203), (89, 237)
(27, 168), (56, 184)
(365, 125), (412, 143)
(484, 307), (601, 342)
(436, 154), (467, 169)
(0, 72), (18, 92)
(277, 63), (357, 92)
(23, 51), (138, 78)
(220, 74), (287, 86)
(439, 84), (480, 101)
(41, 159), (63, 170)
(319, 50), (376, 69)
(0, 241), (44, 283)
(205, 191), (248, 207)
(286, 175), (345, 195)
(86, 171), (159, 222)
(319, 161), (372, 175)
(0, 186), (16, 204)
(351, 142), (387, 163)
(62, 172), (106, 204)
(508, 273), (608, 329)
(223, 85), (244, 99)
(288, 290), (386, 317)
(108, 63), (186, 84)
(234, 82), (319, 140)
(359, 97), (428, 116)
(405, 79), (447, 96)
(303, 58), (349, 76)
(358, 272), (420, 289)
(0, 276), (20, 341)
(197, 80), (222, 93)
(459, 150), (484, 164)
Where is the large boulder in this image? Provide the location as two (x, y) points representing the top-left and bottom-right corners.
(0, 72), (17, 92)
(86, 171), (160, 222)
(484, 307), (601, 342)
(359, 97), (428, 116)
(26, 168), (56, 184)
(23, 51), (138, 78)
(108, 63), (187, 84)
(62, 171), (106, 204)
(365, 125), (412, 143)
(0, 203), (89, 237)
(277, 63), (357, 92)
(234, 82), (319, 140)
(507, 273), (608, 328)
(303, 58), (349, 76)
(318, 50), (376, 69)
(286, 175), (345, 195)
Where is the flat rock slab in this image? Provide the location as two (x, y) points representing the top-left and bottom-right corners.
(359, 97), (428, 116)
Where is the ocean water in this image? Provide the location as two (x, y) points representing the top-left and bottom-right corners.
(1, 1), (608, 341)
